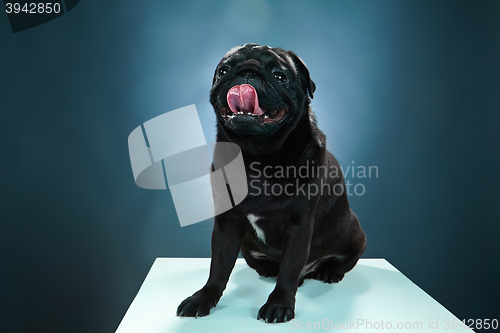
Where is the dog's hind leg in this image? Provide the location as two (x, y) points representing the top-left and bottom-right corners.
(305, 209), (366, 284)
(305, 235), (366, 284)
(241, 247), (280, 278)
(304, 254), (359, 284)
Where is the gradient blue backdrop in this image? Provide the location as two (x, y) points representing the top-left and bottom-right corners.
(1, 0), (499, 332)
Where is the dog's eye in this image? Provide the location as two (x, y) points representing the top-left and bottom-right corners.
(219, 67), (229, 76)
(273, 71), (287, 82)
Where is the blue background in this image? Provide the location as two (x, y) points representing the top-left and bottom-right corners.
(1, 0), (499, 332)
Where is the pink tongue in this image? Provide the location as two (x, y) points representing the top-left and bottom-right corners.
(227, 84), (265, 116)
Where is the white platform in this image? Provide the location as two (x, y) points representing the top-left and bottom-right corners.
(116, 258), (474, 332)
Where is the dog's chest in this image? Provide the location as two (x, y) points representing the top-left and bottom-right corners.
(244, 212), (286, 247)
(246, 213), (266, 243)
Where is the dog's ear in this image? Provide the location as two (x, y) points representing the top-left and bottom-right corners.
(288, 52), (316, 99)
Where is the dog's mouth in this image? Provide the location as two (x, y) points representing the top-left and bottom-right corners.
(218, 84), (288, 124)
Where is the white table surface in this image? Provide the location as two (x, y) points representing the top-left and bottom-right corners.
(116, 258), (474, 332)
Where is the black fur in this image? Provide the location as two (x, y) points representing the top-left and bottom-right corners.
(177, 44), (366, 323)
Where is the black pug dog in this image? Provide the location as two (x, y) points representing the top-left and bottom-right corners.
(177, 44), (366, 323)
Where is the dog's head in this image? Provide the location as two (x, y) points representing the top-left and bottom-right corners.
(210, 44), (316, 155)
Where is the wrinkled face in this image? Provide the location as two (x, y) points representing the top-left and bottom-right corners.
(210, 44), (315, 154)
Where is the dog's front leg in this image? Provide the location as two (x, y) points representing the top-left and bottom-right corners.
(257, 213), (314, 323)
(177, 214), (244, 317)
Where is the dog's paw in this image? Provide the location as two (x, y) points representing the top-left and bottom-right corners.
(257, 266), (279, 278)
(253, 260), (280, 278)
(176, 288), (221, 318)
(257, 301), (295, 323)
(257, 290), (295, 323)
(314, 270), (345, 284)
